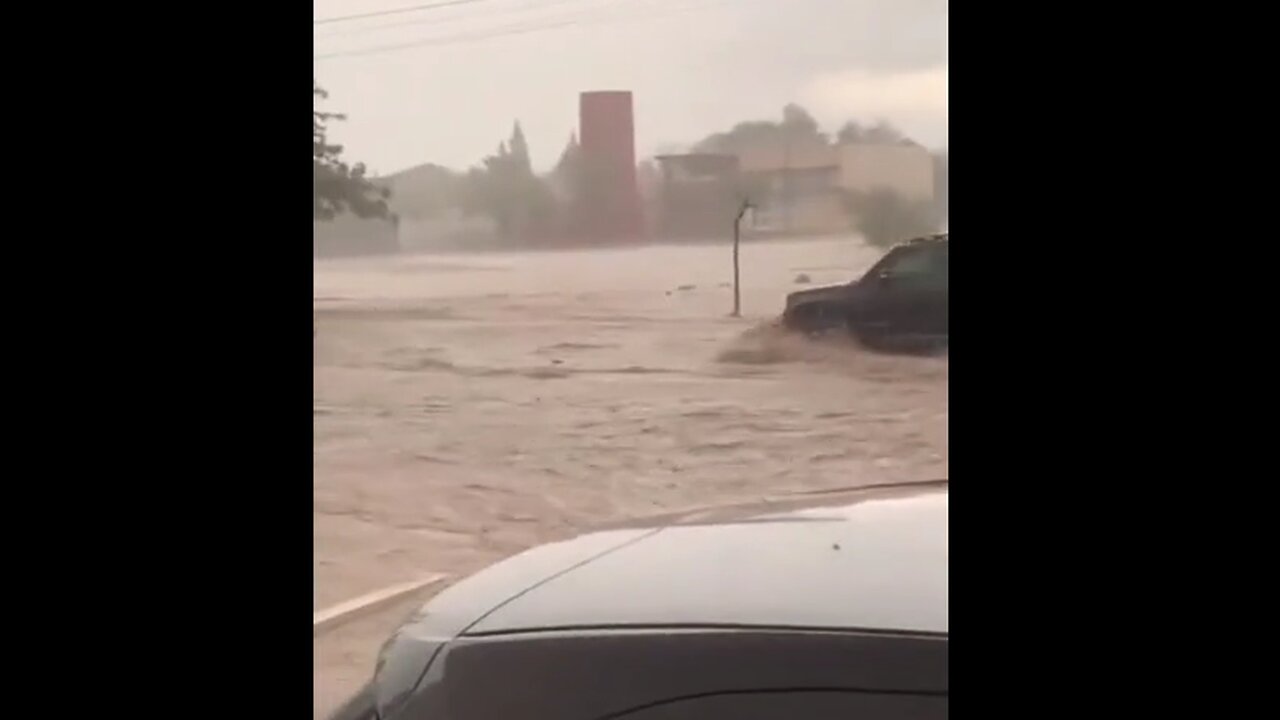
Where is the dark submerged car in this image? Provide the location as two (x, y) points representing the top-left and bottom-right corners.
(329, 480), (948, 720)
(783, 233), (948, 350)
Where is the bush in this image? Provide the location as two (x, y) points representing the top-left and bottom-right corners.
(843, 188), (943, 248)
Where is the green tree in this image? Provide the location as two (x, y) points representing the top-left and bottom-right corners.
(473, 141), (518, 237)
(835, 121), (866, 144)
(781, 103), (821, 138)
(549, 133), (586, 238)
(843, 188), (943, 248)
(313, 81), (389, 221)
(551, 132), (582, 197)
(462, 122), (556, 242)
(836, 119), (919, 146)
(863, 120), (913, 146)
(932, 151), (948, 226)
(508, 121), (533, 176)
(693, 104), (826, 153)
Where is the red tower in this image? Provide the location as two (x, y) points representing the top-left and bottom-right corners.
(578, 91), (643, 242)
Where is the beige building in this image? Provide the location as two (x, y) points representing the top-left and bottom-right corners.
(728, 139), (935, 235)
(653, 153), (741, 238)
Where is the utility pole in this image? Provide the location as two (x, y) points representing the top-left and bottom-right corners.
(732, 198), (752, 317)
(781, 135), (791, 235)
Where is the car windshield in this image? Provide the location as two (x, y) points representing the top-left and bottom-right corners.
(877, 245), (948, 284)
(314, 1), (947, 717)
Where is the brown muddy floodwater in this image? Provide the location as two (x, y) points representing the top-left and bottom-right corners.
(312, 237), (948, 716)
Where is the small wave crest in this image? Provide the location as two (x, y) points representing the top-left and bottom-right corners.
(716, 321), (861, 365)
(715, 321), (948, 383)
(380, 354), (678, 380)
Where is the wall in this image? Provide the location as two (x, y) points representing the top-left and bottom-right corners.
(749, 191), (847, 235)
(739, 164), (845, 235)
(735, 140), (836, 173)
(655, 154), (740, 239)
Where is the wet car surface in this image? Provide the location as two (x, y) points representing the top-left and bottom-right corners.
(331, 481), (948, 720)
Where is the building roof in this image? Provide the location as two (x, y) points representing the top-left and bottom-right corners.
(654, 153), (740, 178)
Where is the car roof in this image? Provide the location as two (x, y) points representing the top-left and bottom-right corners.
(905, 233), (948, 246)
(449, 482), (947, 637)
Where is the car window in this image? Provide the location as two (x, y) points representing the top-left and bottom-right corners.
(879, 246), (947, 287)
(603, 691), (946, 720)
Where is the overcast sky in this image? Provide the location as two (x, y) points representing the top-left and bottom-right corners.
(314, 0), (947, 176)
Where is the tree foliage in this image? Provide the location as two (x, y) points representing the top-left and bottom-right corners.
(932, 151), (948, 226)
(835, 120), (919, 146)
(843, 188), (943, 248)
(314, 81), (390, 221)
(781, 103), (821, 138)
(549, 133), (588, 236)
(693, 104), (827, 154)
(551, 132), (583, 195)
(462, 122), (555, 240)
(692, 105), (925, 153)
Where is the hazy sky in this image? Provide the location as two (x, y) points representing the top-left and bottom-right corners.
(314, 0), (947, 176)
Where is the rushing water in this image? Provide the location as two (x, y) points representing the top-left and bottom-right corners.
(312, 236), (947, 715)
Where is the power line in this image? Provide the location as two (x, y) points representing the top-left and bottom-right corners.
(314, 0), (734, 60)
(314, 0), (495, 26)
(316, 17), (583, 58)
(314, 0), (610, 39)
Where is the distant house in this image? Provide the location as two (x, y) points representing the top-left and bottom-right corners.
(710, 138), (936, 236)
(735, 139), (845, 235)
(378, 163), (459, 218)
(654, 153), (741, 239)
(374, 163), (499, 251)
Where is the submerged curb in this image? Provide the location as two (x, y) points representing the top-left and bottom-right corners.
(314, 574), (449, 636)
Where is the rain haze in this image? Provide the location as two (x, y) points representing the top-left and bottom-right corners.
(313, 0), (947, 173)
(314, 1), (948, 717)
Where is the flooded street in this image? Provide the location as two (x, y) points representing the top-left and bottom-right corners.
(313, 236), (947, 714)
